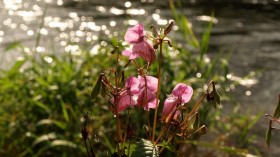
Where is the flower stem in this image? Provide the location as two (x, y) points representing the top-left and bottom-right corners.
(152, 39), (163, 143)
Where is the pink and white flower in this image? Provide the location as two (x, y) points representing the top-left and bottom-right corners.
(122, 24), (156, 62)
(162, 83), (193, 122)
(113, 75), (159, 113)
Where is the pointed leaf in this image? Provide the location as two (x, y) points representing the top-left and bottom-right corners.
(266, 123), (272, 146)
(273, 95), (280, 118)
(50, 139), (77, 148)
(32, 132), (57, 146)
(91, 74), (103, 100)
(214, 88), (221, 106)
(4, 41), (21, 52)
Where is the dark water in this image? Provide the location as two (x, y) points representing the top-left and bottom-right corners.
(0, 0), (279, 156)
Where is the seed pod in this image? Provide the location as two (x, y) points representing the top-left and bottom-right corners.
(164, 21), (174, 35)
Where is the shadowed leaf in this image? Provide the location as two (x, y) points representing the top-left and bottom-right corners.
(266, 122), (272, 146)
(91, 74), (103, 100)
(273, 95), (280, 118)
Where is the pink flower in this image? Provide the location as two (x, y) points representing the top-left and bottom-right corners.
(111, 75), (158, 113)
(162, 83), (193, 123)
(136, 76), (158, 110)
(122, 24), (156, 62)
(112, 77), (140, 113)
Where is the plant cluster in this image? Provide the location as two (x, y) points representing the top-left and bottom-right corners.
(86, 22), (220, 157)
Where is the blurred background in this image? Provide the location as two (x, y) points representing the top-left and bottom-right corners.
(0, 0), (279, 156)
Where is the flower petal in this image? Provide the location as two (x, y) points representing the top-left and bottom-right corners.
(137, 89), (157, 110)
(122, 49), (139, 60)
(126, 76), (140, 94)
(139, 75), (158, 93)
(124, 24), (144, 43)
(172, 83), (193, 103)
(117, 90), (136, 112)
(161, 97), (178, 122)
(132, 40), (156, 62)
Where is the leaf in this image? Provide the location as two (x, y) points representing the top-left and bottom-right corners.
(273, 95), (280, 118)
(91, 74), (103, 100)
(8, 59), (25, 76)
(266, 122), (272, 146)
(207, 82), (221, 109)
(4, 41), (21, 52)
(33, 101), (51, 113)
(60, 101), (69, 122)
(37, 119), (67, 130)
(131, 139), (158, 157)
(32, 132), (57, 146)
(50, 140), (77, 148)
(157, 142), (177, 153)
(200, 13), (214, 58)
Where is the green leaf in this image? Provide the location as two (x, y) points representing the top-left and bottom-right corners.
(50, 140), (77, 148)
(213, 88), (221, 106)
(157, 142), (177, 153)
(273, 95), (280, 118)
(4, 41), (21, 52)
(33, 101), (51, 113)
(266, 124), (272, 146)
(200, 13), (214, 58)
(60, 101), (69, 122)
(8, 59), (25, 76)
(37, 119), (67, 130)
(91, 74), (103, 100)
(32, 132), (57, 146)
(131, 139), (158, 157)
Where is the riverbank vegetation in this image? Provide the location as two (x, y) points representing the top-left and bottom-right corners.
(0, 1), (278, 157)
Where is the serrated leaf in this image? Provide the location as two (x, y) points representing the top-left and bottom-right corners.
(273, 95), (280, 118)
(91, 74), (103, 100)
(131, 139), (158, 157)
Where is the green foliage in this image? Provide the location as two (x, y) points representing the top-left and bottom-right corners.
(131, 139), (158, 157)
(273, 95), (280, 118)
(0, 42), (111, 156)
(0, 3), (261, 157)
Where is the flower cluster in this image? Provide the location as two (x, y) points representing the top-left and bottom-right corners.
(114, 76), (158, 113)
(117, 24), (193, 122)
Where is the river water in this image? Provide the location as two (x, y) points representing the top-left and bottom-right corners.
(0, 0), (279, 156)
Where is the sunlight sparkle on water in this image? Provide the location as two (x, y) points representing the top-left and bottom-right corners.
(44, 56), (53, 63)
(126, 9), (145, 15)
(57, 0), (63, 6)
(227, 74), (258, 87)
(110, 21), (116, 27)
(125, 1), (132, 8)
(196, 15), (218, 23)
(27, 30), (34, 36)
(96, 6), (106, 13)
(4, 0), (22, 10)
(110, 7), (125, 15)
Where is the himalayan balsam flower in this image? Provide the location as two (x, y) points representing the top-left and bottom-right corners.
(162, 83), (193, 123)
(122, 24), (156, 62)
(113, 76), (158, 113)
(113, 77), (140, 113)
(137, 76), (158, 110)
